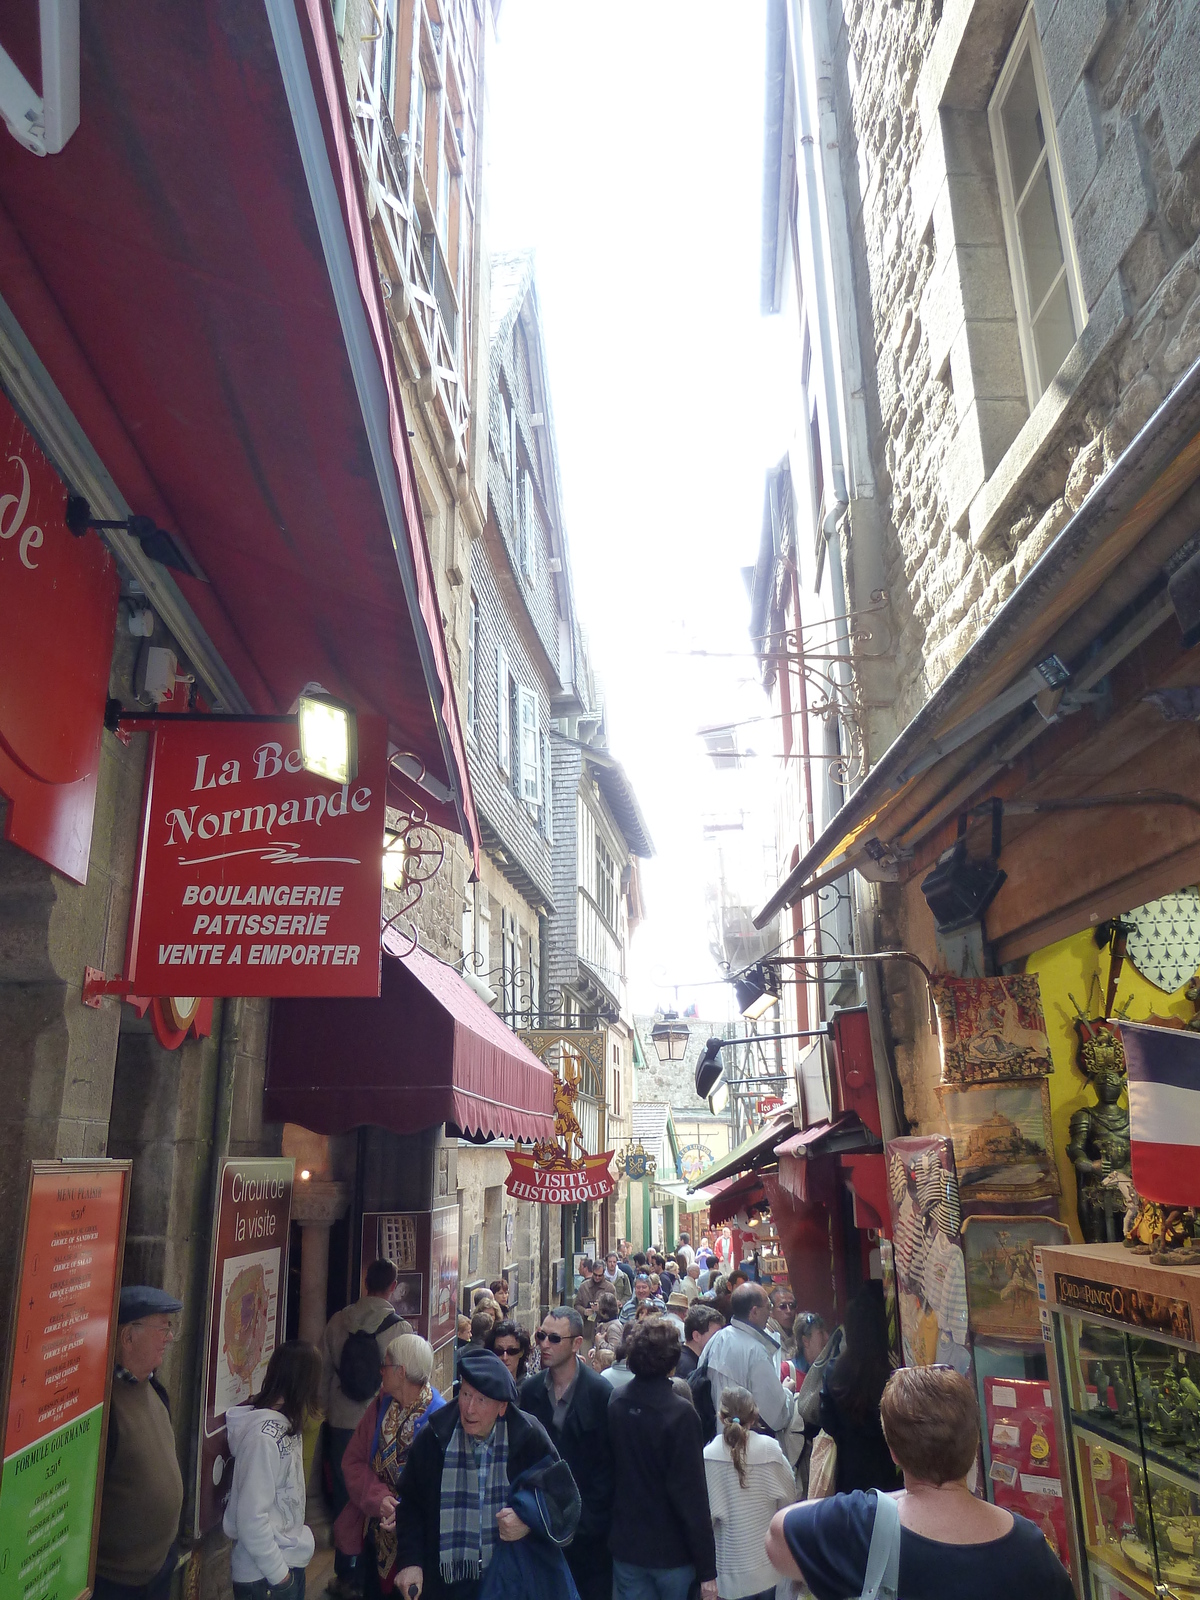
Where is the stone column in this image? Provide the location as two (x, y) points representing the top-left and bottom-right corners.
(291, 1178), (350, 1345)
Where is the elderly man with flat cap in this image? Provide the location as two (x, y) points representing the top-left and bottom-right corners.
(392, 1347), (580, 1600)
(93, 1286), (185, 1600)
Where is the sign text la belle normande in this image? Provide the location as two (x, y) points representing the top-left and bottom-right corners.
(126, 717), (387, 999)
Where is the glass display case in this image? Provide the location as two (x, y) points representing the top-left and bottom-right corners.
(1041, 1241), (1200, 1600)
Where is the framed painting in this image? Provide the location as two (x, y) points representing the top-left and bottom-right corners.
(940, 1080), (1060, 1202)
(962, 1215), (1070, 1339)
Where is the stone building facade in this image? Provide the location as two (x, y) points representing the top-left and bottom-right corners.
(755, 0), (1200, 1134)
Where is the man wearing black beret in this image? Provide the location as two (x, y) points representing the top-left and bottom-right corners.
(393, 1348), (580, 1600)
(94, 1287), (185, 1600)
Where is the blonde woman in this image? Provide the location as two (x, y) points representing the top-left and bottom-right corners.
(704, 1385), (795, 1600)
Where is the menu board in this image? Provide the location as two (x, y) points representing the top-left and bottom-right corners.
(196, 1158), (293, 1537)
(983, 1375), (1070, 1562)
(0, 1161), (130, 1600)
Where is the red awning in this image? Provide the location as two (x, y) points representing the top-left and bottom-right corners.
(265, 931), (556, 1142)
(0, 0), (478, 859)
(708, 1173), (768, 1228)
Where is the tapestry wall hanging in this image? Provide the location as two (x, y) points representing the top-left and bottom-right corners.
(932, 974), (1053, 1086)
(885, 1135), (971, 1376)
(940, 1080), (1060, 1204)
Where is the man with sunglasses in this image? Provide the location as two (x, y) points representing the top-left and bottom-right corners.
(519, 1309), (614, 1600)
(767, 1285), (799, 1360)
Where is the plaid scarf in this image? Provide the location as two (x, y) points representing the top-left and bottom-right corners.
(438, 1415), (508, 1585)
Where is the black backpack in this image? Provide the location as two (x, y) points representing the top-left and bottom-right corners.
(338, 1311), (401, 1402)
(688, 1361), (718, 1443)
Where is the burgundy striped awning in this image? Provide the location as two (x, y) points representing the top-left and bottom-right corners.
(265, 932), (555, 1142)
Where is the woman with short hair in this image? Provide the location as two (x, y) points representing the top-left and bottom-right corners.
(338, 1333), (445, 1597)
(766, 1365), (1073, 1600)
(484, 1319), (531, 1381)
(592, 1292), (623, 1354)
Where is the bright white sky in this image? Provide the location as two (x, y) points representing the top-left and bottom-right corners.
(486, 1), (791, 1020)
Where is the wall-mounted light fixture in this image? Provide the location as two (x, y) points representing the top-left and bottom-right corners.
(734, 963), (780, 1021)
(297, 684), (358, 785)
(650, 1011), (691, 1062)
(919, 799), (1005, 933)
(694, 1027), (829, 1103)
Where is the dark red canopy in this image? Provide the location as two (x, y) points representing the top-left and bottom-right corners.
(265, 933), (556, 1142)
(0, 0), (478, 857)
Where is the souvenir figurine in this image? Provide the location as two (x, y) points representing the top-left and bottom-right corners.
(1067, 1006), (1133, 1242)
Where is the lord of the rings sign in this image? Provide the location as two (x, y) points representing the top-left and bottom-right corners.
(125, 717), (386, 997)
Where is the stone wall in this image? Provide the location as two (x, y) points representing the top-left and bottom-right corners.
(826, 0), (1200, 731)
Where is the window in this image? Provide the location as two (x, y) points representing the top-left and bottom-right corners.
(595, 835), (617, 930)
(495, 646), (510, 773)
(466, 594), (477, 737)
(414, 66), (427, 162)
(990, 8), (1085, 406)
(498, 390), (511, 476)
(380, 0), (398, 114)
(437, 138), (452, 247)
(509, 408), (519, 496)
(520, 470), (537, 581)
(518, 686), (540, 805)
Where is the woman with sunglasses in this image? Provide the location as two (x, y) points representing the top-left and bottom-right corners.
(337, 1334), (444, 1597)
(484, 1319), (531, 1381)
(766, 1365), (1072, 1600)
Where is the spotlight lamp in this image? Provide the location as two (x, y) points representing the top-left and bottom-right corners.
(735, 963), (780, 1020)
(919, 798), (1006, 934)
(695, 1037), (725, 1100)
(297, 684), (358, 785)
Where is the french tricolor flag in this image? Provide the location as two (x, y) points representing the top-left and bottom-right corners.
(1120, 1022), (1200, 1205)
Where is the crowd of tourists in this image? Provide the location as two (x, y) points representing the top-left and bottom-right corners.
(94, 1236), (1075, 1600)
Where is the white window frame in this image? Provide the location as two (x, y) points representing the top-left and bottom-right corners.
(495, 645), (510, 774)
(518, 686), (540, 805)
(509, 408), (519, 498)
(466, 593), (477, 738)
(989, 6), (1087, 408)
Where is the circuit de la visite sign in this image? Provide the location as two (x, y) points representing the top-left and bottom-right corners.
(125, 717), (386, 998)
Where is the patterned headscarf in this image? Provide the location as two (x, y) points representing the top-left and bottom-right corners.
(370, 1387), (433, 1583)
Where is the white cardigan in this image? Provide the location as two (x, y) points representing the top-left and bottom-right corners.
(703, 1431), (796, 1599)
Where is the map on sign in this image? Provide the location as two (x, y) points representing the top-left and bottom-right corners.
(216, 1249), (278, 1415)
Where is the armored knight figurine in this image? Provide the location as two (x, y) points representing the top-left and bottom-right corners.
(1067, 1011), (1133, 1243)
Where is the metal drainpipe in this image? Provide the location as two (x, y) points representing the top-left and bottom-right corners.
(790, 0), (861, 1011)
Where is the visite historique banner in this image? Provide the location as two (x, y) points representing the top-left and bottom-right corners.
(125, 717), (387, 998)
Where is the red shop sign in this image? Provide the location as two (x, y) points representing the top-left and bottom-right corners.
(505, 1151), (617, 1204)
(0, 392), (119, 883)
(125, 716), (386, 997)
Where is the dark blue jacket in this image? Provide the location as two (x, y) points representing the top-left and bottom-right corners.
(477, 1459), (581, 1600)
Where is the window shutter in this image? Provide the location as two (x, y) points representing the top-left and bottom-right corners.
(466, 595), (477, 735)
(519, 687), (540, 803)
(541, 730), (553, 840)
(496, 646), (510, 773)
(521, 470), (537, 579)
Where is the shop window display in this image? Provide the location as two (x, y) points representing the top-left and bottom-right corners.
(1043, 1239), (1200, 1599)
